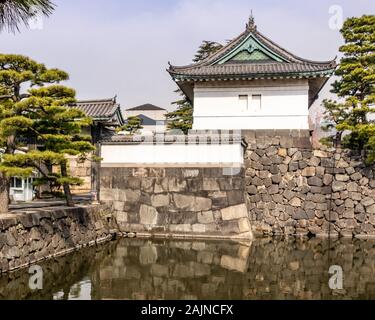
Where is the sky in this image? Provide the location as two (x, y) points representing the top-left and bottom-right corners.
(1, 0), (374, 111)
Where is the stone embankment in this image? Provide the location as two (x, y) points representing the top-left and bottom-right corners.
(0, 205), (115, 273)
(243, 130), (375, 238)
(100, 167), (253, 240)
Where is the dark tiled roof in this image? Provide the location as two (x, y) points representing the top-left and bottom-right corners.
(74, 98), (118, 118)
(171, 62), (334, 79)
(127, 104), (166, 111)
(71, 97), (125, 126)
(168, 19), (336, 80)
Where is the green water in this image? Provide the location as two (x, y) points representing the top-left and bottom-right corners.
(1, 237), (375, 300)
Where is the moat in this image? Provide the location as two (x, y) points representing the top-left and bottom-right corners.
(1, 237), (375, 300)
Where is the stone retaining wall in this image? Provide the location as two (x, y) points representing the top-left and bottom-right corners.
(0, 205), (114, 273)
(100, 167), (253, 240)
(243, 130), (375, 238)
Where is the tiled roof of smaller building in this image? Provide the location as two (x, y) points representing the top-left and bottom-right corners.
(126, 104), (166, 111)
(71, 97), (125, 126)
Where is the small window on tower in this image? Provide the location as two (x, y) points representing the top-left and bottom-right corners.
(239, 95), (248, 111)
(252, 94), (262, 112)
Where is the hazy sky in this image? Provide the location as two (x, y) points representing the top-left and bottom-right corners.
(1, 0), (374, 111)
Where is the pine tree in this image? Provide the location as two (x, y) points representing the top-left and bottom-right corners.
(321, 15), (375, 164)
(166, 89), (193, 134)
(166, 41), (223, 133)
(0, 54), (94, 212)
(118, 116), (143, 135)
(193, 41), (223, 63)
(0, 0), (55, 32)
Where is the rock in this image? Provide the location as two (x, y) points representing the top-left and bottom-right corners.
(202, 179), (220, 191)
(291, 151), (303, 161)
(347, 182), (358, 192)
(292, 209), (308, 220)
(336, 174), (350, 182)
(221, 204), (248, 221)
(173, 194), (212, 211)
(139, 205), (158, 225)
(355, 204), (365, 214)
(307, 176), (323, 187)
(167, 178), (187, 192)
(278, 148), (287, 157)
(337, 159), (349, 168)
(271, 174), (282, 184)
(123, 189), (141, 202)
(289, 162), (299, 171)
(290, 197), (302, 207)
(308, 156), (321, 166)
(5, 232), (17, 246)
(343, 209), (355, 219)
(198, 211), (214, 224)
(332, 181), (346, 192)
(313, 150), (329, 158)
(366, 204), (375, 214)
(350, 172), (362, 181)
(238, 218), (251, 232)
(360, 177), (369, 186)
(302, 167), (316, 177)
(170, 224), (192, 233)
(279, 164), (288, 173)
(283, 190), (295, 200)
(192, 224), (206, 233)
(29, 228), (42, 241)
(362, 197), (375, 207)
(344, 199), (355, 208)
(151, 194), (170, 207)
(268, 184), (279, 195)
(246, 185), (257, 195)
(323, 174), (333, 186)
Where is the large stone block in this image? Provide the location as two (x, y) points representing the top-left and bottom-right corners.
(198, 211), (214, 224)
(174, 194), (212, 212)
(202, 178), (220, 191)
(139, 205), (158, 225)
(192, 224), (206, 233)
(151, 194), (170, 207)
(221, 204), (248, 221)
(169, 224), (192, 233)
(238, 218), (251, 232)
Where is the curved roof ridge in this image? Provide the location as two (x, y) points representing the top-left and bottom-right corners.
(76, 97), (117, 104)
(169, 29), (249, 70)
(253, 29), (336, 66)
(169, 23), (336, 72)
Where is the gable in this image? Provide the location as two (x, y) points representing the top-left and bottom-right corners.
(215, 34), (287, 65)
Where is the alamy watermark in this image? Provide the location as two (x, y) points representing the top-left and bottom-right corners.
(328, 5), (344, 30)
(328, 265), (343, 290)
(28, 265), (43, 290)
(28, 6), (44, 30)
(129, 128), (243, 176)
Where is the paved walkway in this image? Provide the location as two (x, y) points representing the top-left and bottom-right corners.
(9, 194), (91, 211)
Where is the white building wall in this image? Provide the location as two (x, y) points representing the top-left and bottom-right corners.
(193, 80), (309, 130)
(125, 109), (167, 134)
(101, 143), (244, 166)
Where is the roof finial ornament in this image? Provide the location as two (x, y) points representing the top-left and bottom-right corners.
(246, 10), (256, 32)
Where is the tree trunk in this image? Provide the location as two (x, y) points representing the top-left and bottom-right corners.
(0, 173), (10, 214)
(60, 162), (74, 207)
